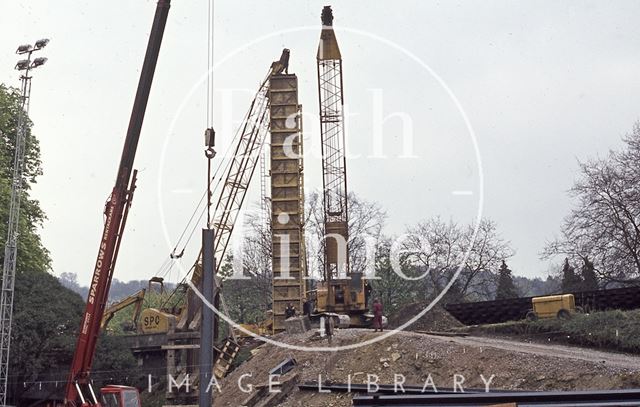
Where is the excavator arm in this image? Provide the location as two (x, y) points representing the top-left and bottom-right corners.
(100, 289), (146, 330)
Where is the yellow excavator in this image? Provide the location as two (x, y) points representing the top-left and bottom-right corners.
(100, 289), (147, 332)
(101, 277), (170, 333)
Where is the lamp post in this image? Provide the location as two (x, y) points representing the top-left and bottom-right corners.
(0, 39), (49, 407)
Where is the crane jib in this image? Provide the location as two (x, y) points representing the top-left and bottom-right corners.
(88, 190), (120, 306)
(64, 0), (171, 405)
(70, 193), (125, 373)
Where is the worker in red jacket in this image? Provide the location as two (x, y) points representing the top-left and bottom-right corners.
(372, 298), (383, 332)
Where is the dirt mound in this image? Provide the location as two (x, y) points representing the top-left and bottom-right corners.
(213, 329), (640, 407)
(388, 303), (463, 331)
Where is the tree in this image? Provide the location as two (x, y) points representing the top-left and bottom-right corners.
(306, 191), (387, 280)
(0, 84), (50, 273)
(495, 260), (519, 299)
(219, 191), (386, 323)
(402, 218), (513, 302)
(581, 257), (599, 291)
(544, 123), (640, 285)
(369, 238), (416, 315)
(59, 271), (89, 299)
(10, 268), (83, 401)
(1, 84), (135, 402)
(219, 209), (273, 325)
(10, 268), (136, 402)
(561, 258), (583, 293)
(514, 275), (561, 297)
(236, 209), (273, 311)
(220, 255), (270, 325)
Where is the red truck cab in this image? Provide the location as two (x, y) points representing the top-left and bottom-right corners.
(99, 386), (141, 407)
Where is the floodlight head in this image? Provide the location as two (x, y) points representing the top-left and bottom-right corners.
(16, 44), (32, 54)
(35, 39), (50, 49)
(15, 60), (30, 71)
(31, 57), (48, 68)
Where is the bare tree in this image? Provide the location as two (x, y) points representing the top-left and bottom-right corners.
(220, 208), (273, 322)
(221, 191), (387, 318)
(240, 209), (273, 307)
(461, 220), (514, 299)
(306, 191), (387, 279)
(544, 123), (640, 285)
(401, 218), (463, 299)
(402, 217), (513, 301)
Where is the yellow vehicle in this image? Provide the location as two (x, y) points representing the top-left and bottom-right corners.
(526, 294), (581, 320)
(138, 307), (178, 334)
(313, 279), (372, 327)
(309, 9), (380, 329)
(100, 288), (146, 331)
(237, 312), (274, 338)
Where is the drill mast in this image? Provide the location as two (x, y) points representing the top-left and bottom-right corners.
(317, 6), (350, 291)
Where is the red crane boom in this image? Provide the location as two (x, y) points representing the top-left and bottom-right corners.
(64, 1), (171, 405)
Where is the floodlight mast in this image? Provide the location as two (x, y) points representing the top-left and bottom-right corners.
(0, 39), (49, 407)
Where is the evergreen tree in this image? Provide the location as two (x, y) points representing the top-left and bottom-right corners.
(561, 258), (583, 292)
(370, 238), (416, 315)
(581, 257), (598, 291)
(495, 260), (519, 299)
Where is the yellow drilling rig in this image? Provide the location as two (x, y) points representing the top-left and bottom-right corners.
(309, 6), (374, 328)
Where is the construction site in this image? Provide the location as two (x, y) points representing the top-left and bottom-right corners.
(3, 1), (640, 407)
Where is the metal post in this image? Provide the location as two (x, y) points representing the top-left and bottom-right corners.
(199, 228), (215, 407)
(0, 70), (29, 407)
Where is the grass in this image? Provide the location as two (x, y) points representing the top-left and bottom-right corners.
(469, 309), (640, 354)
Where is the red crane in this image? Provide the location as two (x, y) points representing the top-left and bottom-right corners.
(64, 1), (171, 406)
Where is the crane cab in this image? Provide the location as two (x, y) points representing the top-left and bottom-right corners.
(99, 385), (141, 407)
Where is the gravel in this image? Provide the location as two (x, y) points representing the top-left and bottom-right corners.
(213, 328), (640, 406)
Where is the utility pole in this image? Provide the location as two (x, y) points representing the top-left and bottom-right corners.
(0, 39), (49, 406)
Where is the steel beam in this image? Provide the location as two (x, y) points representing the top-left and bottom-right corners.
(352, 388), (640, 406)
(199, 228), (215, 407)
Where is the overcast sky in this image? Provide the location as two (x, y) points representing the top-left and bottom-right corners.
(2, 1), (640, 287)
